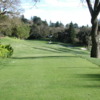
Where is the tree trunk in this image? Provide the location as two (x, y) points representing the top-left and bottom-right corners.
(91, 18), (100, 58)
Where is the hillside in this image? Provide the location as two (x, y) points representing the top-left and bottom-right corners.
(0, 37), (100, 100)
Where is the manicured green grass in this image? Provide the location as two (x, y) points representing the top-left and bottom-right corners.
(0, 37), (100, 100)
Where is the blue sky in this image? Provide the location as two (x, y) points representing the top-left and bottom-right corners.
(22, 0), (92, 26)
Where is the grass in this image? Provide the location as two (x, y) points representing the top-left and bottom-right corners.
(0, 37), (100, 100)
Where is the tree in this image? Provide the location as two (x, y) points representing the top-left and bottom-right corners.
(84, 0), (100, 58)
(49, 21), (55, 27)
(55, 21), (60, 27)
(32, 16), (42, 25)
(21, 15), (29, 23)
(77, 26), (91, 46)
(0, 0), (21, 16)
(0, 0), (22, 36)
(55, 21), (64, 27)
(68, 22), (76, 44)
(12, 24), (30, 39)
(73, 23), (78, 28)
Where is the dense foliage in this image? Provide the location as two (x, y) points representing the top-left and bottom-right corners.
(0, 15), (30, 39)
(28, 16), (91, 46)
(0, 14), (91, 47)
(0, 44), (13, 58)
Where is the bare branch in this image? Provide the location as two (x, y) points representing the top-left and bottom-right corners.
(32, 0), (40, 2)
(32, 0), (40, 6)
(0, 11), (7, 15)
(0, 0), (21, 16)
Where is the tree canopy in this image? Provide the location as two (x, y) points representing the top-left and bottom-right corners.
(0, 0), (21, 16)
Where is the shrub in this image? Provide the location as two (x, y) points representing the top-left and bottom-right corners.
(11, 24), (30, 39)
(0, 44), (13, 58)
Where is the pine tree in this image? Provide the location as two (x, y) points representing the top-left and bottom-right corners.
(68, 22), (76, 44)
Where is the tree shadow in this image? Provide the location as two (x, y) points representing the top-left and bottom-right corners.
(58, 67), (98, 69)
(12, 55), (77, 59)
(33, 44), (89, 56)
(80, 84), (100, 88)
(77, 74), (100, 81)
(75, 74), (100, 81)
(44, 46), (88, 55)
(73, 74), (100, 88)
(33, 47), (61, 53)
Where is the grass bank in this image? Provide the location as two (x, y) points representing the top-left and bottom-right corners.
(0, 37), (100, 100)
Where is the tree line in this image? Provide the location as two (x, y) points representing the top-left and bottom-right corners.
(0, 15), (91, 47)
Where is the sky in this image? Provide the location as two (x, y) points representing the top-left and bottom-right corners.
(22, 0), (92, 26)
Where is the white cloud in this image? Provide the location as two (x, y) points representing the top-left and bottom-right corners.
(23, 0), (91, 26)
(40, 0), (81, 8)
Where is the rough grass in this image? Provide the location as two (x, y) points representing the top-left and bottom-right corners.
(0, 37), (100, 100)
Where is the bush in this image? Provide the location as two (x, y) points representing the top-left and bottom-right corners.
(11, 24), (30, 39)
(0, 44), (13, 58)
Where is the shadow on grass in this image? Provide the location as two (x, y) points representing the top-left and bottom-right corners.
(82, 85), (100, 88)
(76, 74), (100, 81)
(12, 55), (77, 59)
(33, 47), (61, 53)
(58, 67), (98, 69)
(45, 46), (89, 55)
(75, 83), (100, 88)
(33, 46), (89, 55)
(73, 74), (100, 88)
